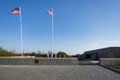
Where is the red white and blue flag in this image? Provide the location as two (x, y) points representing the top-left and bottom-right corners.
(10, 7), (20, 15)
(48, 9), (53, 16)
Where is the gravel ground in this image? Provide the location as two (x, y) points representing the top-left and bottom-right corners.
(0, 65), (119, 80)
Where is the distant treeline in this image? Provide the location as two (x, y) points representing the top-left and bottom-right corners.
(0, 47), (81, 58)
(0, 47), (17, 56)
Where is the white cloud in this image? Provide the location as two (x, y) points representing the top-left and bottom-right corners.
(88, 43), (100, 47)
(107, 40), (120, 44)
(86, 40), (120, 51)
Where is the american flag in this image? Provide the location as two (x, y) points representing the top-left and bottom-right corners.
(10, 7), (20, 15)
(48, 9), (53, 16)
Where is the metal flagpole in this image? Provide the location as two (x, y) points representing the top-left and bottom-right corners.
(19, 6), (24, 57)
(51, 8), (54, 58)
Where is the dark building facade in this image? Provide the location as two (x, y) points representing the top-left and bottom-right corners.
(82, 47), (120, 60)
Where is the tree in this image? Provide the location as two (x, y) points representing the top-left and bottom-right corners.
(37, 51), (42, 54)
(0, 47), (14, 56)
(31, 52), (36, 56)
(57, 51), (68, 58)
(47, 51), (52, 57)
(71, 54), (81, 58)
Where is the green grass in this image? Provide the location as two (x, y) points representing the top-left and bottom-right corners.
(107, 64), (120, 70)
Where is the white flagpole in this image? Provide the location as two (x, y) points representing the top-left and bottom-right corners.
(51, 8), (54, 58)
(19, 6), (24, 57)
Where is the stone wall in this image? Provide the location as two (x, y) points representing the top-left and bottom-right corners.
(100, 58), (120, 65)
(78, 60), (99, 65)
(0, 57), (78, 65)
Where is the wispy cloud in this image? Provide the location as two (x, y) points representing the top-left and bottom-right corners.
(86, 40), (120, 51)
(107, 40), (120, 44)
(88, 43), (100, 47)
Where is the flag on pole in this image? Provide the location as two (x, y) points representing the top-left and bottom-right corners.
(10, 7), (20, 15)
(48, 9), (53, 16)
(9, 7), (24, 57)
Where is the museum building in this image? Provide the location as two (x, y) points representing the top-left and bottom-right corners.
(82, 47), (120, 60)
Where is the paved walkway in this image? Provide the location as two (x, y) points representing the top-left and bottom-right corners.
(0, 65), (119, 80)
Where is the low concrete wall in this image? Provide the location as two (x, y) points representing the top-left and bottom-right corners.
(0, 57), (78, 65)
(100, 58), (120, 65)
(78, 61), (99, 65)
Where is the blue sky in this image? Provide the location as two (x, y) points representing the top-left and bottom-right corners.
(0, 0), (120, 55)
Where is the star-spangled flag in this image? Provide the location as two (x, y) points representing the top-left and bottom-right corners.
(48, 9), (53, 16)
(9, 7), (20, 15)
